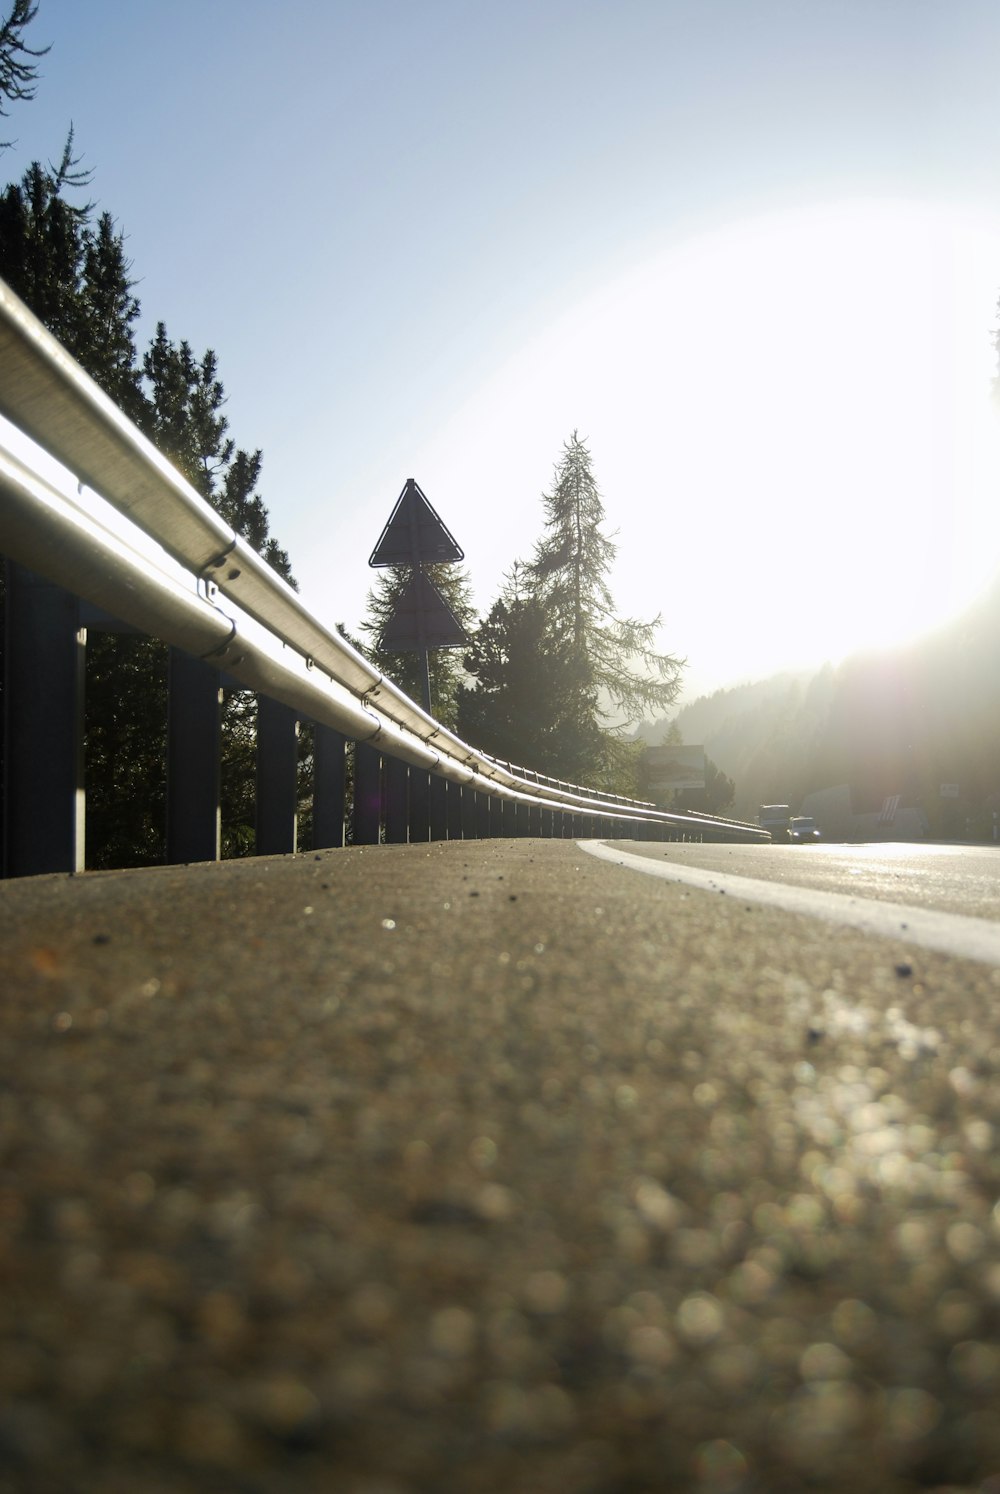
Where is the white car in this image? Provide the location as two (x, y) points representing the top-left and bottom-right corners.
(789, 815), (821, 843)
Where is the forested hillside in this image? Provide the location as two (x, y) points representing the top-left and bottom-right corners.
(649, 575), (1000, 838)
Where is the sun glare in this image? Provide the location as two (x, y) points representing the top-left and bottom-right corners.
(413, 200), (1000, 693)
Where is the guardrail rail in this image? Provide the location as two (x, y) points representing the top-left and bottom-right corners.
(0, 276), (770, 876)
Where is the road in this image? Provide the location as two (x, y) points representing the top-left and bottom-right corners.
(610, 839), (1000, 920)
(583, 839), (1000, 967)
(1, 838), (999, 1494)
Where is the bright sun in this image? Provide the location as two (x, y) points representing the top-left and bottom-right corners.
(413, 199), (1000, 695)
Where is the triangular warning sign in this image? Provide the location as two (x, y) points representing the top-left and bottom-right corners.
(369, 478), (464, 567)
(381, 571), (467, 652)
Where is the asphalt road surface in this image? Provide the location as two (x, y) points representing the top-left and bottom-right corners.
(612, 840), (1000, 921)
(2, 838), (999, 1494)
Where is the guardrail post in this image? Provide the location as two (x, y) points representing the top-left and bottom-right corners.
(447, 781), (464, 841)
(409, 769), (430, 842)
(461, 784), (478, 840)
(501, 797), (517, 837)
(489, 795), (504, 838)
(429, 773), (448, 840)
(166, 648), (221, 864)
(352, 741), (382, 845)
(3, 563), (85, 876)
(476, 791), (492, 839)
(527, 802), (542, 836)
(540, 806), (553, 837)
(314, 724), (346, 848)
(384, 755), (408, 844)
(256, 696), (298, 854)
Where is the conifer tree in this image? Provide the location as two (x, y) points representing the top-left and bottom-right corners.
(528, 431), (684, 726)
(141, 328), (295, 584)
(217, 447), (294, 584)
(462, 433), (684, 789)
(140, 328), (299, 854)
(0, 132), (92, 350)
(0, 0), (47, 858)
(143, 328), (233, 499)
(457, 565), (602, 775)
(0, 132), (299, 865)
(0, 0), (46, 145)
(78, 209), (145, 421)
(360, 563), (474, 727)
(0, 134), (145, 421)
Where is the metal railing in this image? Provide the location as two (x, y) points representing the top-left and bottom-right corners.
(0, 276), (769, 873)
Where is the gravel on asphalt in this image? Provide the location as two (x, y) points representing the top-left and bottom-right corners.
(1, 839), (999, 1494)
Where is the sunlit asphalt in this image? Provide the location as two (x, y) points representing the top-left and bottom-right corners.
(618, 838), (1000, 921)
(2, 838), (999, 1493)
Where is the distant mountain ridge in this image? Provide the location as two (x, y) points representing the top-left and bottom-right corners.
(633, 575), (1000, 837)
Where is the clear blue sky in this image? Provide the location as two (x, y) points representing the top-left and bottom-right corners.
(8, 0), (1000, 700)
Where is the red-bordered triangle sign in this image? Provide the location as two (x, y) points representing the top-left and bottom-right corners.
(369, 478), (464, 566)
(380, 570), (467, 652)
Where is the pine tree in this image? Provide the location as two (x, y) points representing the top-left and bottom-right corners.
(457, 565), (602, 775)
(528, 432), (684, 728)
(217, 447), (295, 585)
(141, 329), (295, 584)
(140, 329), (300, 854)
(462, 433), (684, 789)
(78, 209), (145, 421)
(0, 0), (47, 856)
(0, 130), (301, 865)
(142, 327), (233, 499)
(0, 0), (46, 145)
(530, 433), (616, 654)
(0, 133), (145, 422)
(360, 563), (474, 727)
(0, 133), (91, 348)
(84, 634), (169, 867)
(0, 137), (166, 866)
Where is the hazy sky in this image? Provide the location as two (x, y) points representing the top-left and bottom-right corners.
(8, 0), (1000, 700)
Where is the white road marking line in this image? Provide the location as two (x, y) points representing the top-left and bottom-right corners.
(578, 840), (1000, 968)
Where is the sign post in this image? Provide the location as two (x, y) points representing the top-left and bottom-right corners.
(369, 479), (466, 712)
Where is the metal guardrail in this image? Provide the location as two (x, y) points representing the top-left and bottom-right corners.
(0, 276), (770, 860)
(479, 752), (766, 840)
